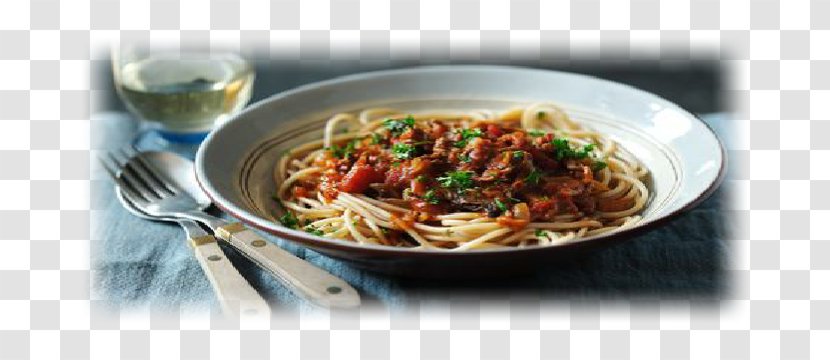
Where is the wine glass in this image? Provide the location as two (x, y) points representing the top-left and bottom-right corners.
(111, 45), (254, 157)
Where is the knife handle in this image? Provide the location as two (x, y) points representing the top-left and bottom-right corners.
(189, 234), (272, 317)
(216, 222), (361, 308)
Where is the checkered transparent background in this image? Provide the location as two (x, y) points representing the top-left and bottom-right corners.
(1, 0), (827, 359)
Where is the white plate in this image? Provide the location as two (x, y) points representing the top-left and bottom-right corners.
(195, 65), (726, 276)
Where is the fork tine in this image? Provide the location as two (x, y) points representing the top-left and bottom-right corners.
(108, 150), (162, 201)
(118, 148), (168, 199)
(123, 146), (178, 196)
(117, 179), (153, 209)
(97, 153), (148, 205)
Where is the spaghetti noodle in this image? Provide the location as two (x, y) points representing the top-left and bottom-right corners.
(274, 103), (649, 250)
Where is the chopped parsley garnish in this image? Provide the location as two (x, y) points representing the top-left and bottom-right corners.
(392, 143), (417, 159)
(454, 128), (483, 148)
(512, 151), (524, 160)
(279, 212), (299, 228)
(304, 226), (324, 236)
(325, 145), (343, 158)
(416, 174), (428, 183)
(458, 154), (472, 163)
(552, 138), (571, 160)
(344, 139), (358, 157)
(370, 133), (383, 145)
(592, 160), (608, 172)
(525, 168), (541, 185)
(326, 139), (358, 159)
(528, 129), (546, 137)
(573, 145), (592, 159)
(391, 161), (401, 168)
(494, 198), (509, 212)
(535, 229), (547, 237)
(383, 115), (415, 137)
(423, 189), (440, 204)
(437, 170), (475, 190)
(552, 138), (596, 160)
(536, 111), (546, 119)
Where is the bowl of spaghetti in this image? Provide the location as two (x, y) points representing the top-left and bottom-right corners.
(195, 65), (726, 277)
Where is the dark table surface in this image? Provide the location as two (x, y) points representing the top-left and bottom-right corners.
(92, 61), (730, 311)
(98, 60), (723, 116)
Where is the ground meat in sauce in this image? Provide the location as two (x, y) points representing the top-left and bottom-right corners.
(318, 116), (608, 224)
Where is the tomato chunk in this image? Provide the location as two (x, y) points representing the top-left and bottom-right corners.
(339, 164), (383, 193)
(292, 186), (310, 199)
(486, 124), (502, 138)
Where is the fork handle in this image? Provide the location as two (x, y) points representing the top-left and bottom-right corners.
(189, 234), (272, 317)
(216, 222), (361, 308)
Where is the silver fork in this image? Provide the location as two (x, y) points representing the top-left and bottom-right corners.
(102, 147), (360, 308)
(100, 147), (271, 317)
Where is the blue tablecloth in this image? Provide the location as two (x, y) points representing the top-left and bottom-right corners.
(91, 111), (731, 311)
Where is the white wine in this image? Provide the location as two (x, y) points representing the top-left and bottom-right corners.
(115, 55), (254, 133)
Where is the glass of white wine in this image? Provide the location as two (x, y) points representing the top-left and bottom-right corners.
(112, 45), (254, 155)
